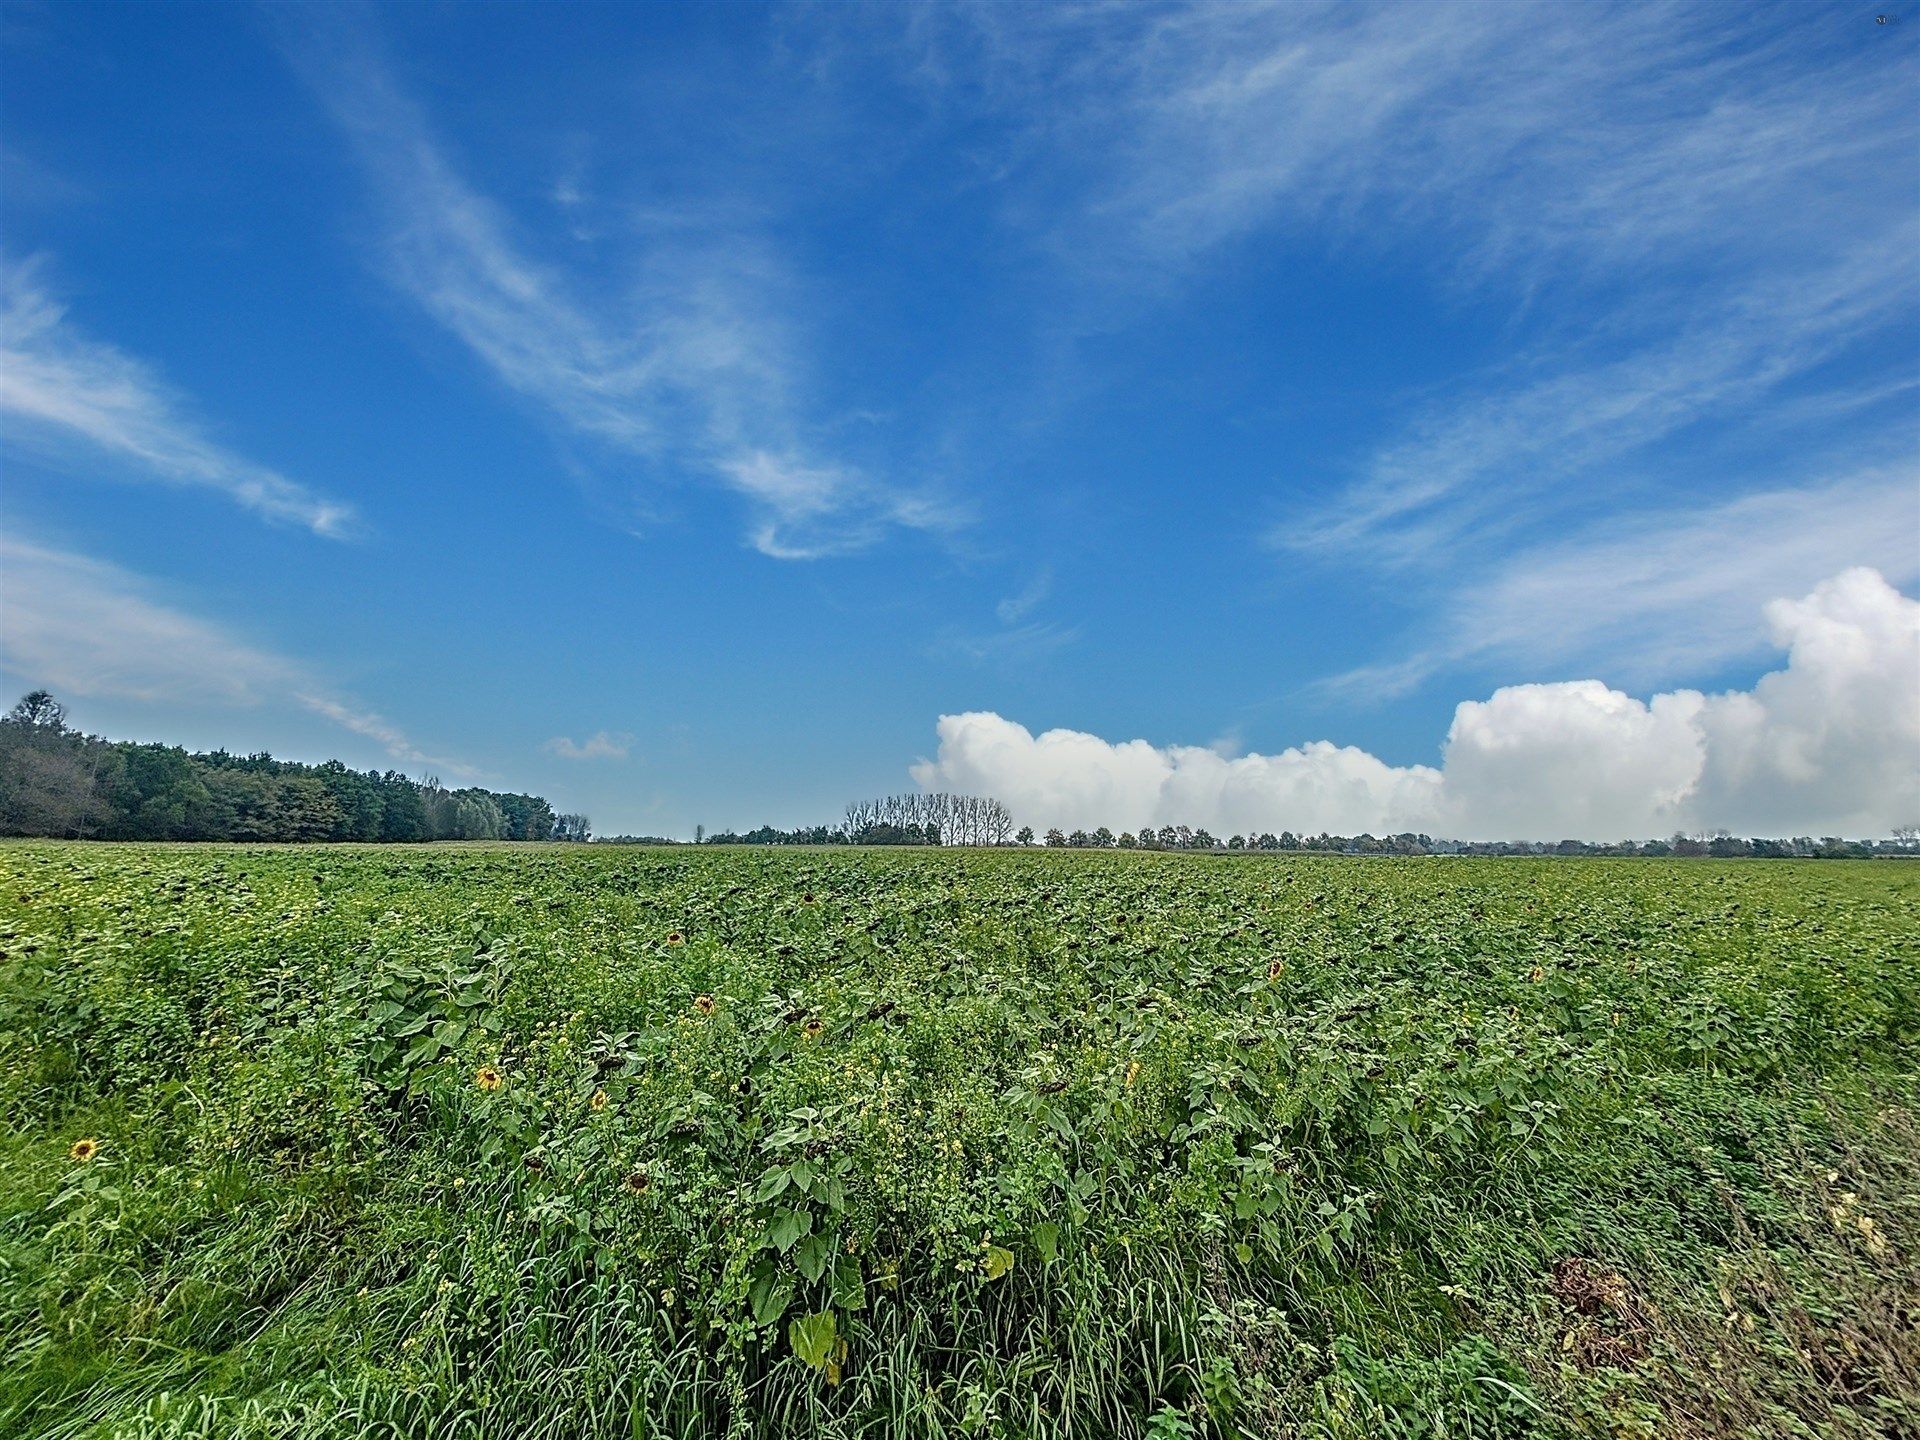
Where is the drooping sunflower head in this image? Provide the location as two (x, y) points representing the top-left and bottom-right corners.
(68, 1137), (100, 1163)
(474, 1065), (504, 1092)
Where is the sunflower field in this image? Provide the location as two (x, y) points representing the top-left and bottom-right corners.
(1, 842), (1916, 1439)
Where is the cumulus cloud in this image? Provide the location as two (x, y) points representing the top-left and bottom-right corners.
(0, 534), (467, 773)
(1691, 570), (1920, 834)
(543, 731), (632, 761)
(911, 568), (1920, 840)
(0, 258), (357, 538)
(915, 714), (1444, 839)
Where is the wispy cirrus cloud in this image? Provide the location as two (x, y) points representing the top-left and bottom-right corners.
(1277, 252), (1916, 569)
(0, 533), (468, 773)
(276, 11), (956, 560)
(938, 619), (1081, 665)
(0, 258), (357, 538)
(935, 564), (1077, 663)
(934, 1), (1911, 290)
(1314, 467), (1920, 701)
(881, 1), (1917, 686)
(543, 731), (632, 761)
(995, 566), (1052, 624)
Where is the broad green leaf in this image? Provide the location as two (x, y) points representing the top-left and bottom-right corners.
(749, 1271), (794, 1327)
(789, 1310), (837, 1370)
(766, 1208), (812, 1254)
(831, 1253), (866, 1311)
(794, 1231), (835, 1283)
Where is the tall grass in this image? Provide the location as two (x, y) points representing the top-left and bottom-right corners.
(2, 843), (1914, 1437)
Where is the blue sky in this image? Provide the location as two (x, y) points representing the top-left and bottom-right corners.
(3, 0), (1916, 839)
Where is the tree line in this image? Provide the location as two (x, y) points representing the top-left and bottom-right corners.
(7, 692), (1905, 856)
(1016, 826), (1915, 859)
(1016, 826), (1427, 852)
(0, 692), (588, 843)
(687, 811), (1914, 858)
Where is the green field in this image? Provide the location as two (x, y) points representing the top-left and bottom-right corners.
(2, 843), (1915, 1439)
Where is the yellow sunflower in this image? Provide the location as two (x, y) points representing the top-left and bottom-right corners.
(474, 1065), (504, 1092)
(693, 994), (716, 1016)
(68, 1137), (100, 1162)
(665, 931), (686, 947)
(590, 1088), (609, 1112)
(625, 1168), (651, 1194)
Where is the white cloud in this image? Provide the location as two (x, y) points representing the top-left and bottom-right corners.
(0, 534), (466, 773)
(1062, 2), (1920, 584)
(940, 1), (1914, 293)
(1278, 254), (1915, 570)
(891, 3), (1916, 663)
(911, 567), (1920, 839)
(1436, 683), (1710, 840)
(0, 258), (357, 538)
(297, 694), (454, 770)
(938, 619), (1081, 665)
(278, 15), (954, 560)
(544, 731), (632, 761)
(913, 711), (1444, 838)
(939, 566), (1076, 664)
(1315, 468), (1920, 698)
(995, 567), (1053, 624)
(1691, 569), (1920, 834)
